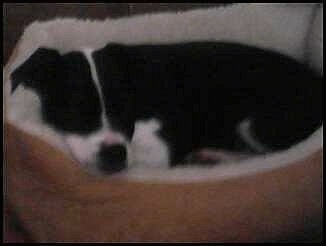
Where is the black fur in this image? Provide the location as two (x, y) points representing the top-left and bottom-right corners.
(11, 42), (322, 165)
(93, 42), (322, 163)
(11, 48), (102, 134)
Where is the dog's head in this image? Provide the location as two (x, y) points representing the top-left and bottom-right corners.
(10, 47), (169, 174)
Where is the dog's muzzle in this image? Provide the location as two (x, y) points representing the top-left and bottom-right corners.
(97, 144), (127, 173)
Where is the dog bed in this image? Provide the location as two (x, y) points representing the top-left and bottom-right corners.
(4, 4), (323, 242)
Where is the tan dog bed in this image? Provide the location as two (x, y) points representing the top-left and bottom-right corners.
(4, 4), (323, 242)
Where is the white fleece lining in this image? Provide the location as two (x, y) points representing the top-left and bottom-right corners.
(4, 3), (323, 183)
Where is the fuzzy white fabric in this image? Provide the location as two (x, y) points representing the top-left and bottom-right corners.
(4, 3), (323, 182)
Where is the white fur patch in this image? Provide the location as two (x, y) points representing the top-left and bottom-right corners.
(65, 129), (126, 166)
(128, 119), (170, 169)
(64, 119), (170, 173)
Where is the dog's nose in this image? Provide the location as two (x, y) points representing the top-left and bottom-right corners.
(98, 144), (127, 173)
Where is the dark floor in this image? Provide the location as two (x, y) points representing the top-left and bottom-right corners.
(3, 3), (227, 65)
(3, 3), (322, 242)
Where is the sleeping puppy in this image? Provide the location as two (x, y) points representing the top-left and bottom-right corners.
(9, 42), (322, 174)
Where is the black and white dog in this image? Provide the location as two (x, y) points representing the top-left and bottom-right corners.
(10, 42), (322, 174)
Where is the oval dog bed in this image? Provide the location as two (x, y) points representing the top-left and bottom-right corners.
(4, 4), (323, 242)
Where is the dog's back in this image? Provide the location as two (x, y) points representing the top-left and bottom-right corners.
(93, 42), (322, 163)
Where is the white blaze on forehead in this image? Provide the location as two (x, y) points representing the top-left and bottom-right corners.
(128, 119), (170, 169)
(82, 48), (110, 129)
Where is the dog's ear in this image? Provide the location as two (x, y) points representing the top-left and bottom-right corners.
(10, 48), (63, 93)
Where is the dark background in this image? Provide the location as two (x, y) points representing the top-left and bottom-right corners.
(3, 3), (322, 242)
